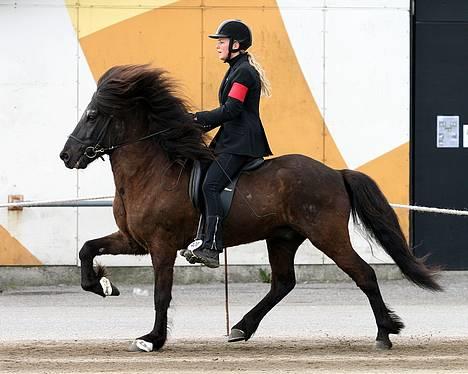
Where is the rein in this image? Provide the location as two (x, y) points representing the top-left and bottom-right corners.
(68, 115), (170, 159)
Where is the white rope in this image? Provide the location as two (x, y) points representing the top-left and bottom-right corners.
(1, 196), (468, 216)
(0, 195), (114, 208)
(390, 203), (468, 216)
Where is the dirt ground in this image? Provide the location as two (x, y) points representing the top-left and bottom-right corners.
(1, 337), (467, 374)
(2, 275), (468, 373)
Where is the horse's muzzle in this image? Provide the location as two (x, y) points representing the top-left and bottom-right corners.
(60, 150), (70, 163)
(60, 143), (88, 169)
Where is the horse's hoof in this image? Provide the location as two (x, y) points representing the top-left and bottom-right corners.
(375, 339), (392, 350)
(99, 277), (120, 297)
(128, 339), (153, 352)
(228, 328), (246, 342)
(99, 277), (112, 296)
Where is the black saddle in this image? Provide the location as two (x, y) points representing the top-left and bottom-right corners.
(189, 157), (264, 218)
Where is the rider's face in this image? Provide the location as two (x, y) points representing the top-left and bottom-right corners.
(216, 38), (230, 61)
(216, 38), (239, 61)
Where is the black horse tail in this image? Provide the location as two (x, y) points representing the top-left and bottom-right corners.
(340, 169), (442, 291)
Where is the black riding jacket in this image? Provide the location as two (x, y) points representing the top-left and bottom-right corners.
(195, 53), (273, 158)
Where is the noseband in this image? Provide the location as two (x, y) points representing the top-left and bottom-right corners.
(68, 115), (170, 159)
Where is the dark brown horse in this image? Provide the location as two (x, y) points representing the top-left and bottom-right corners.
(60, 64), (441, 352)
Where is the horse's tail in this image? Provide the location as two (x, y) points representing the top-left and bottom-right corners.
(340, 169), (442, 291)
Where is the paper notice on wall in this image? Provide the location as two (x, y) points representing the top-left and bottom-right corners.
(437, 115), (459, 148)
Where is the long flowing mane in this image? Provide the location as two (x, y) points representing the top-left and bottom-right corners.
(95, 64), (213, 161)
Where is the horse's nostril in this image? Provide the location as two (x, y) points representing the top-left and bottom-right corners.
(60, 151), (70, 162)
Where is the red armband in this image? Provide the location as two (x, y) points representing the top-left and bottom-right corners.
(228, 82), (249, 102)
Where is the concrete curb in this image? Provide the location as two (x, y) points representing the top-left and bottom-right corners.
(0, 264), (404, 289)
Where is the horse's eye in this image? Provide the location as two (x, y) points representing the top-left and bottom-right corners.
(86, 109), (98, 122)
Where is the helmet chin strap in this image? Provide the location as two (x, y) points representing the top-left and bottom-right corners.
(225, 38), (240, 63)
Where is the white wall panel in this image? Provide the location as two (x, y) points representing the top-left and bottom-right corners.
(326, 0), (409, 9)
(0, 4), (78, 264)
(324, 7), (409, 169)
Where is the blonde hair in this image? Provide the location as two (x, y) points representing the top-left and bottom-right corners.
(246, 52), (272, 97)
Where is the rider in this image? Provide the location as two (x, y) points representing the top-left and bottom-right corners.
(183, 19), (273, 268)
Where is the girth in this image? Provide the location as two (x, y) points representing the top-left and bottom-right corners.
(189, 157), (264, 218)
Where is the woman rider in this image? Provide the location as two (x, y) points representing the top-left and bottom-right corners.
(183, 19), (272, 268)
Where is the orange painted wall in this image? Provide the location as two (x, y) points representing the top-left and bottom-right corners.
(0, 225), (41, 265)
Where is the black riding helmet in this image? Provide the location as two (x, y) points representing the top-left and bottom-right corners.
(209, 19), (252, 61)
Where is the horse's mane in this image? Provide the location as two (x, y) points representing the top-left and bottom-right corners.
(95, 64), (213, 162)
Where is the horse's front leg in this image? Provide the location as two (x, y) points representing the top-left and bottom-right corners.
(79, 231), (146, 297)
(130, 247), (177, 352)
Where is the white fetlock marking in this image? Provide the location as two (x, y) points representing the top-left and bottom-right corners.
(187, 239), (203, 251)
(135, 339), (153, 352)
(100, 277), (112, 296)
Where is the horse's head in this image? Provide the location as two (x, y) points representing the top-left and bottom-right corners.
(60, 96), (116, 169)
(60, 65), (150, 169)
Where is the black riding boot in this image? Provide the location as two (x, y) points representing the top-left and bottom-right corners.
(185, 215), (223, 268)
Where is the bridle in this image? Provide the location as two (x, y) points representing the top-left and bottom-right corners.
(68, 114), (170, 159)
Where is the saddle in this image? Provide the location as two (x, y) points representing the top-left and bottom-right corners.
(189, 157), (264, 218)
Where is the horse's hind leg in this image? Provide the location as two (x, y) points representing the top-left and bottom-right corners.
(229, 229), (304, 342)
(79, 231), (146, 297)
(311, 228), (404, 349)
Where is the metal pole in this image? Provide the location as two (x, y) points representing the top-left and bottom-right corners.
(0, 196), (114, 209)
(224, 247), (230, 336)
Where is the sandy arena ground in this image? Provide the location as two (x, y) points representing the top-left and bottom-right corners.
(1, 338), (468, 373)
(1, 272), (467, 373)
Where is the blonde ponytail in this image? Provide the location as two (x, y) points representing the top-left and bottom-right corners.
(246, 52), (272, 98)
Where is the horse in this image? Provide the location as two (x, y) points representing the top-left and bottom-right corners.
(60, 64), (441, 352)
